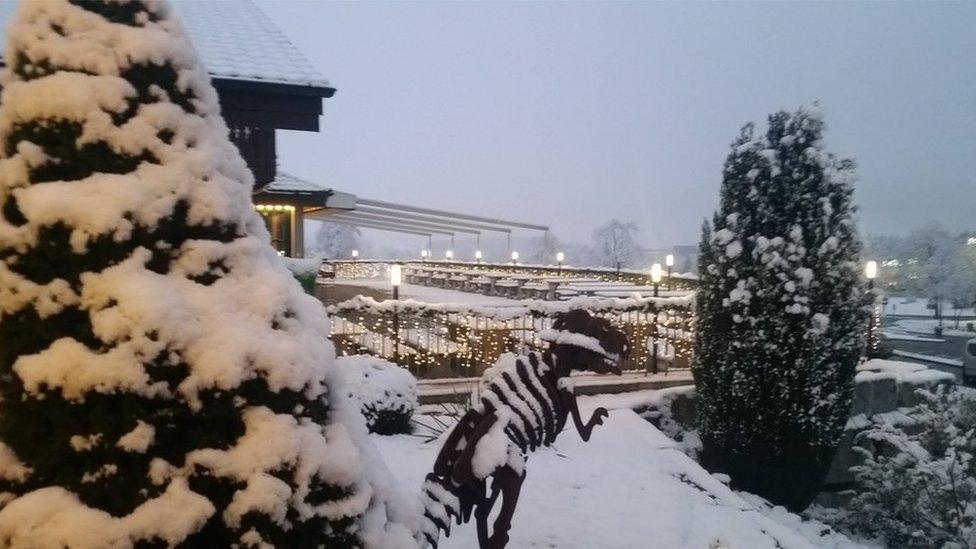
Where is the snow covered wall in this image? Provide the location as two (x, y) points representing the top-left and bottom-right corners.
(0, 1), (416, 547)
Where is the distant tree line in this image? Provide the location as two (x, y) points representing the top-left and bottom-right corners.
(865, 224), (976, 322)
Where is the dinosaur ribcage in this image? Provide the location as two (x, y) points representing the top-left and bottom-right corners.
(477, 351), (565, 454)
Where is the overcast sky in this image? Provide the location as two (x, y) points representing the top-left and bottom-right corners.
(256, 0), (975, 249)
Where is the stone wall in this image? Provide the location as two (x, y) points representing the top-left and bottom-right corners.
(825, 360), (956, 486)
(636, 359), (957, 488)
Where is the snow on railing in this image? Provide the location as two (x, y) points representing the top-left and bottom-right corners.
(326, 293), (694, 317)
(326, 259), (699, 289)
(327, 294), (696, 379)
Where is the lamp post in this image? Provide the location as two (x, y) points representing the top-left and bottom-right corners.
(390, 264), (402, 364)
(651, 263), (662, 297)
(649, 263), (662, 376)
(475, 250), (482, 264)
(865, 260), (877, 358)
(665, 254), (674, 291)
(556, 252), (564, 276)
(351, 249), (359, 259)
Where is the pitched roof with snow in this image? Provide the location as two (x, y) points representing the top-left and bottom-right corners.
(254, 173), (360, 210)
(263, 172), (332, 194)
(0, 0), (331, 91)
(253, 172), (337, 207)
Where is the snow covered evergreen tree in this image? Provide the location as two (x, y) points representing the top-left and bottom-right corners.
(693, 106), (865, 511)
(0, 1), (415, 546)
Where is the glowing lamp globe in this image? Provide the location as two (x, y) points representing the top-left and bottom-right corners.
(865, 261), (878, 280)
(650, 263), (662, 283)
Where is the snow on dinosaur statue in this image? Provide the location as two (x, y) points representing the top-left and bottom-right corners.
(420, 309), (630, 548)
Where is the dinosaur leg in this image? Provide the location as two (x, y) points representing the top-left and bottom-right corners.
(485, 467), (525, 549)
(475, 476), (502, 548)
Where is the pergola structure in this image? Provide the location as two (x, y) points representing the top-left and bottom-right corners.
(254, 172), (550, 257)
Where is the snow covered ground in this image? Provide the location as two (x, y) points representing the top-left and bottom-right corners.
(884, 296), (974, 318)
(375, 409), (869, 548)
(889, 318), (975, 338)
(891, 350), (963, 368)
(855, 358), (958, 384)
(878, 330), (945, 343)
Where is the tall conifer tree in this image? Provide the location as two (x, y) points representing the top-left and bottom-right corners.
(0, 1), (414, 546)
(694, 106), (865, 510)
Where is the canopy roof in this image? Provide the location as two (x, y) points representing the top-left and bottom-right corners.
(262, 173), (549, 239)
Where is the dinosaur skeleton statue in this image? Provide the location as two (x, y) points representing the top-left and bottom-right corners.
(420, 309), (630, 548)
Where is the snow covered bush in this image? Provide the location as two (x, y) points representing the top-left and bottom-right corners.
(0, 2), (416, 547)
(337, 356), (418, 436)
(694, 106), (866, 511)
(839, 387), (976, 547)
(281, 256), (321, 294)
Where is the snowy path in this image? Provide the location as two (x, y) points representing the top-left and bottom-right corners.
(374, 410), (867, 548)
(892, 350), (963, 368)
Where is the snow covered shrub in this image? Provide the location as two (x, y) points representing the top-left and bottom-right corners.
(694, 106), (866, 511)
(338, 356), (419, 435)
(281, 256), (321, 294)
(841, 387), (976, 547)
(0, 2), (416, 547)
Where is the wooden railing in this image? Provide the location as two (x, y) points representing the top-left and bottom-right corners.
(326, 294), (696, 379)
(325, 259), (699, 297)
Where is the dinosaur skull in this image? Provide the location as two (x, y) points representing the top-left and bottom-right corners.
(546, 310), (630, 375)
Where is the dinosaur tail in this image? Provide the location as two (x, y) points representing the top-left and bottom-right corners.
(420, 473), (462, 548)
